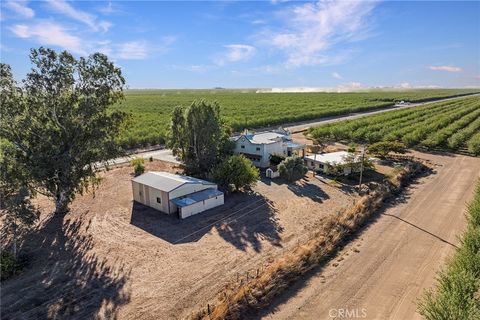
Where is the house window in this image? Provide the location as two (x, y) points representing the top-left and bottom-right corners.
(139, 190), (143, 197)
(256, 147), (260, 151)
(311, 161), (315, 166)
(156, 197), (161, 204)
(241, 145), (245, 149)
(319, 163), (324, 169)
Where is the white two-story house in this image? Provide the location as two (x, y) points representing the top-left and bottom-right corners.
(232, 128), (305, 168)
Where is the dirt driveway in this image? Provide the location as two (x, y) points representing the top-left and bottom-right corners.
(259, 152), (480, 320)
(1, 162), (356, 320)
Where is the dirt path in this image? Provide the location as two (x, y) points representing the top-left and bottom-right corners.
(260, 152), (480, 320)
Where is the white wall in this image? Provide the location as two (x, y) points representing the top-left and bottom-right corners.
(179, 194), (224, 219)
(306, 160), (352, 176)
(132, 181), (172, 214)
(234, 135), (288, 168)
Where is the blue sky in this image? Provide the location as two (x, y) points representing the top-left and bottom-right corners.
(1, 0), (479, 89)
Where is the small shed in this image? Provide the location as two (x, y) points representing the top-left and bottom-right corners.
(266, 166), (280, 179)
(305, 151), (361, 176)
(132, 172), (224, 219)
(172, 188), (224, 219)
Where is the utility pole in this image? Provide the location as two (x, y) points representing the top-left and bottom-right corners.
(358, 144), (366, 192)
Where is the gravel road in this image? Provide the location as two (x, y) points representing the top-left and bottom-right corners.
(260, 152), (480, 320)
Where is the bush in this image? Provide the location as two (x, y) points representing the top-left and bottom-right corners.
(278, 156), (307, 182)
(367, 141), (407, 158)
(1, 250), (21, 281)
(213, 155), (259, 192)
(269, 154), (285, 166)
(130, 158), (145, 176)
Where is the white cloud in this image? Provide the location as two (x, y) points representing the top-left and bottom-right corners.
(215, 44), (256, 65)
(332, 72), (342, 79)
(117, 41), (148, 60)
(224, 44), (256, 62)
(9, 22), (85, 54)
(264, 0), (378, 67)
(5, 0), (35, 18)
(428, 65), (462, 73)
(45, 0), (111, 32)
(399, 82), (412, 88)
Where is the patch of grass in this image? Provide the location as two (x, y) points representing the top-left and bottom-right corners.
(418, 181), (480, 319)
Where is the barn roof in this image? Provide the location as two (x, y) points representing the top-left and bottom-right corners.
(171, 188), (223, 207)
(132, 172), (216, 192)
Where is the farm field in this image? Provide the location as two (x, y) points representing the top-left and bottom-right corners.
(112, 89), (479, 148)
(1, 160), (365, 320)
(309, 96), (480, 155)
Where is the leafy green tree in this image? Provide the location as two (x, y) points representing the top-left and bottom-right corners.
(367, 141), (407, 158)
(0, 140), (39, 259)
(212, 155), (259, 191)
(168, 105), (186, 156)
(326, 161), (345, 177)
(1, 187), (39, 259)
(168, 100), (234, 176)
(0, 48), (128, 214)
(269, 154), (285, 166)
(278, 156), (308, 182)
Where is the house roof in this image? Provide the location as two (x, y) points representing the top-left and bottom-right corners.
(132, 172), (216, 192)
(305, 151), (360, 166)
(233, 131), (290, 145)
(171, 188), (224, 207)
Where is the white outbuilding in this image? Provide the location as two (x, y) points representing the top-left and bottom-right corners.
(132, 172), (224, 219)
(305, 151), (361, 176)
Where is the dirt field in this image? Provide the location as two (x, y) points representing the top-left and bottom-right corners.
(1, 161), (359, 320)
(259, 152), (480, 320)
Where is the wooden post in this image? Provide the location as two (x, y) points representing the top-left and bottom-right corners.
(358, 144), (366, 192)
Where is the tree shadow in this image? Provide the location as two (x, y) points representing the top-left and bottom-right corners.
(286, 180), (330, 203)
(130, 192), (283, 252)
(1, 212), (131, 320)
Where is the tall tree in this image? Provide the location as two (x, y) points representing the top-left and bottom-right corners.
(168, 100), (234, 176)
(0, 140), (39, 258)
(168, 105), (186, 156)
(0, 48), (128, 214)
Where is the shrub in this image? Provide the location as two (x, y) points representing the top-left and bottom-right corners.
(269, 154), (285, 166)
(130, 158), (145, 176)
(278, 156), (307, 182)
(367, 141), (407, 158)
(1, 250), (21, 281)
(213, 155), (259, 192)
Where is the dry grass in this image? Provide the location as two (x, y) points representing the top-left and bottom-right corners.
(190, 161), (430, 320)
